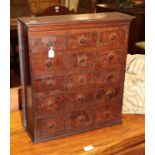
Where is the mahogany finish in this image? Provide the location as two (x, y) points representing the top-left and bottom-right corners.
(17, 12), (133, 142)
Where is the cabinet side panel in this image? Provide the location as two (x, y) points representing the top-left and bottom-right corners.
(17, 21), (34, 138)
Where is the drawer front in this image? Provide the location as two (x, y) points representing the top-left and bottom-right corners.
(100, 30), (125, 48)
(66, 110), (93, 130)
(95, 69), (122, 87)
(30, 35), (67, 52)
(37, 116), (65, 138)
(67, 32), (97, 49)
(67, 49), (96, 72)
(66, 89), (95, 110)
(33, 75), (65, 92)
(66, 72), (95, 90)
(95, 87), (122, 108)
(96, 50), (124, 67)
(94, 104), (122, 124)
(35, 94), (66, 118)
(31, 51), (66, 78)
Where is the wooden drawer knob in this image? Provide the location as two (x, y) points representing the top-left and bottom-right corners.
(79, 58), (85, 64)
(106, 91), (113, 99)
(110, 34), (117, 40)
(47, 81), (54, 88)
(108, 54), (114, 61)
(105, 112), (111, 117)
(48, 101), (54, 107)
(108, 73), (114, 80)
(80, 38), (87, 44)
(77, 115), (85, 122)
(49, 124), (55, 129)
(79, 77), (85, 83)
(45, 61), (53, 68)
(78, 96), (86, 103)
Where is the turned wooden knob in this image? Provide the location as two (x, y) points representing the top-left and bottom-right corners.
(45, 61), (53, 67)
(49, 124), (55, 129)
(79, 58), (85, 64)
(108, 54), (114, 61)
(110, 34), (117, 40)
(108, 73), (113, 80)
(80, 38), (86, 44)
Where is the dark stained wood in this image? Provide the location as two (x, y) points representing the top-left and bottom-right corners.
(17, 12), (133, 142)
(11, 111), (145, 155)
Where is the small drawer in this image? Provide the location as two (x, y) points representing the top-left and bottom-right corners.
(35, 94), (66, 118)
(33, 76), (65, 92)
(66, 72), (95, 89)
(66, 110), (93, 130)
(66, 89), (95, 110)
(100, 30), (125, 49)
(95, 87), (121, 108)
(95, 69), (122, 87)
(29, 35), (67, 52)
(67, 32), (97, 49)
(96, 50), (124, 67)
(37, 116), (65, 138)
(94, 106), (122, 124)
(31, 51), (66, 78)
(67, 49), (96, 72)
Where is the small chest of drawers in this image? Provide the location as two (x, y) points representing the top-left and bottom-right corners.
(18, 12), (133, 142)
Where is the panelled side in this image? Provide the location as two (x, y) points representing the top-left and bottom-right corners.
(17, 20), (34, 139)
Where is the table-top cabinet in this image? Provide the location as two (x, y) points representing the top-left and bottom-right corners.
(18, 12), (133, 142)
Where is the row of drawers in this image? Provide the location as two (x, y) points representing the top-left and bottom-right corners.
(30, 28), (127, 52)
(31, 48), (125, 79)
(33, 68), (123, 93)
(35, 99), (122, 139)
(34, 86), (122, 119)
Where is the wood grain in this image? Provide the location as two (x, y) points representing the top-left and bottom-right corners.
(11, 111), (144, 155)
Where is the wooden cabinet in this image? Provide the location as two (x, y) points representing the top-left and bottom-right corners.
(18, 12), (133, 142)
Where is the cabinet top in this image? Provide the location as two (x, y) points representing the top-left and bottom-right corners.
(18, 12), (134, 26)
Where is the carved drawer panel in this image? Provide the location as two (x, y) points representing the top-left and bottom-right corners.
(33, 75), (65, 92)
(35, 94), (66, 118)
(67, 32), (97, 49)
(65, 71), (95, 90)
(95, 87), (122, 108)
(66, 110), (93, 130)
(96, 50), (124, 67)
(31, 51), (66, 78)
(94, 105), (122, 124)
(30, 35), (67, 52)
(37, 116), (65, 138)
(100, 30), (125, 49)
(66, 89), (95, 110)
(95, 69), (122, 87)
(67, 49), (96, 72)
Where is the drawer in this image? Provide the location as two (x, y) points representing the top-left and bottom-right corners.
(29, 35), (67, 52)
(95, 69), (122, 87)
(33, 75), (65, 92)
(94, 105), (122, 124)
(37, 116), (65, 138)
(31, 51), (66, 78)
(67, 32), (97, 49)
(66, 89), (95, 110)
(67, 49), (96, 72)
(96, 50), (124, 67)
(66, 110), (93, 130)
(35, 94), (66, 118)
(66, 71), (95, 90)
(95, 87), (122, 108)
(100, 30), (125, 49)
